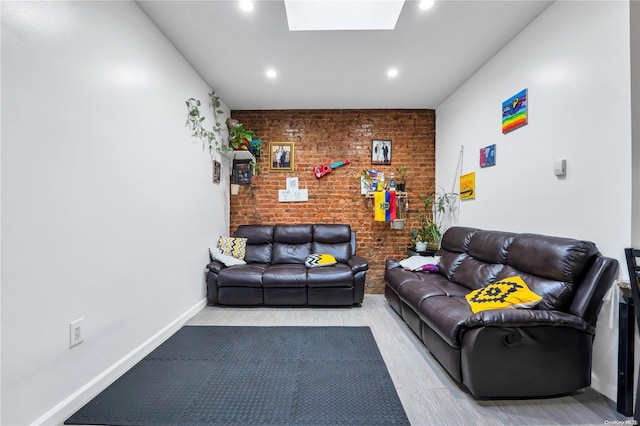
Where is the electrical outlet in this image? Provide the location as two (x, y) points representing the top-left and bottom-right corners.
(70, 318), (84, 348)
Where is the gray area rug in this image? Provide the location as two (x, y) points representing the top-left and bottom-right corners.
(65, 326), (410, 425)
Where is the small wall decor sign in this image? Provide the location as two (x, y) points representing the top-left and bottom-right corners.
(212, 160), (221, 183)
(371, 139), (392, 165)
(479, 144), (496, 168)
(269, 142), (294, 172)
(278, 177), (309, 202)
(460, 172), (476, 200)
(502, 89), (528, 134)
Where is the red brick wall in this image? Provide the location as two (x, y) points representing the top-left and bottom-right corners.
(230, 109), (435, 293)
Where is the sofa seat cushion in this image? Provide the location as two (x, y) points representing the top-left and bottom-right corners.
(263, 264), (308, 288)
(385, 266), (444, 293)
(217, 264), (268, 288)
(398, 277), (469, 308)
(398, 280), (446, 308)
(307, 264), (353, 287)
(417, 295), (474, 348)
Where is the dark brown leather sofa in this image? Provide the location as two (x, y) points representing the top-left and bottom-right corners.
(206, 224), (368, 306)
(384, 226), (617, 398)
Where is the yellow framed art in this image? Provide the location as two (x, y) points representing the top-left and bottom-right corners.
(460, 172), (476, 200)
(269, 142), (294, 172)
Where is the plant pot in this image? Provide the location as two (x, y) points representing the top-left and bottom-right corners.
(250, 139), (261, 157)
(427, 242), (440, 251)
(415, 242), (428, 252)
(390, 219), (406, 230)
(230, 183), (240, 196)
(397, 183), (406, 192)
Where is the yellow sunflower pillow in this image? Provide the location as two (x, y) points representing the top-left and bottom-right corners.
(465, 275), (542, 314)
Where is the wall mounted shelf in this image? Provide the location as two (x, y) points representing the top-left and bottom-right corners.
(223, 150), (255, 162)
(223, 150), (256, 177)
(365, 191), (408, 229)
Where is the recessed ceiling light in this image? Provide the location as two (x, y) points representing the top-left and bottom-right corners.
(266, 69), (277, 79)
(387, 68), (399, 78)
(239, 1), (254, 12)
(419, 0), (434, 10)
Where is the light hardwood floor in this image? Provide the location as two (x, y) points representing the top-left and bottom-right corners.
(186, 294), (629, 426)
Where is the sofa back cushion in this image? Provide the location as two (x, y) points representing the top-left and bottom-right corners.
(501, 234), (598, 311)
(272, 224), (313, 264)
(312, 224), (352, 263)
(468, 230), (515, 263)
(447, 230), (516, 290)
(438, 227), (478, 282)
(451, 258), (505, 290)
(507, 234), (598, 283)
(235, 225), (273, 264)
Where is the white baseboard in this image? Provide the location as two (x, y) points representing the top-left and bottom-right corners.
(591, 375), (617, 404)
(34, 298), (207, 426)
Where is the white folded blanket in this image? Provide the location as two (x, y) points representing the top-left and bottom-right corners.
(209, 247), (247, 267)
(399, 255), (441, 271)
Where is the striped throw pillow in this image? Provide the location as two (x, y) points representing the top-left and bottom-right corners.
(218, 236), (248, 260)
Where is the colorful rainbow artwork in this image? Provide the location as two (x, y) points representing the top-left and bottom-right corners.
(502, 89), (528, 134)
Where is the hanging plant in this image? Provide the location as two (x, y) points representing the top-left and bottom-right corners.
(185, 91), (229, 155)
(227, 118), (256, 151)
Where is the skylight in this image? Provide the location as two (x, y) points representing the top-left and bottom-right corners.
(284, 0), (406, 31)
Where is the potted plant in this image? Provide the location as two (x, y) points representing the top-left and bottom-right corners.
(395, 165), (409, 192)
(227, 118), (256, 151)
(415, 193), (439, 250)
(413, 189), (458, 250)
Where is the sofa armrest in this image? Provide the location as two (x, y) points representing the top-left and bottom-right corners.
(206, 260), (225, 274)
(348, 255), (369, 273)
(385, 258), (402, 270)
(463, 309), (594, 335)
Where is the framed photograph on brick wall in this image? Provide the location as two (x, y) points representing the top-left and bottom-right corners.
(269, 142), (294, 172)
(371, 139), (392, 165)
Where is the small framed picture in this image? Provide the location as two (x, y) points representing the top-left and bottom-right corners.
(212, 160), (222, 183)
(269, 142), (294, 172)
(480, 144), (496, 168)
(371, 139), (392, 165)
(460, 172), (476, 200)
(233, 159), (252, 185)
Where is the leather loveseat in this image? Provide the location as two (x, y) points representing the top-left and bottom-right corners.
(384, 226), (617, 398)
(206, 224), (368, 306)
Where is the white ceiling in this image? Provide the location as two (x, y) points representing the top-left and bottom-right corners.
(137, 0), (553, 110)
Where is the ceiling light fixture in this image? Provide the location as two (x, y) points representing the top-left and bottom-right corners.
(284, 0), (405, 31)
(387, 68), (399, 78)
(266, 69), (277, 79)
(419, 0), (434, 10)
(239, 1), (254, 12)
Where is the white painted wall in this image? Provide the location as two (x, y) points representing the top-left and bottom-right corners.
(1, 2), (230, 424)
(436, 1), (632, 401)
